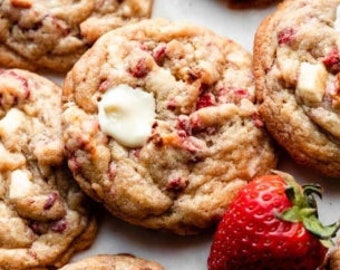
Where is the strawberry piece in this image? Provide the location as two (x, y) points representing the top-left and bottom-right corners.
(43, 192), (58, 210)
(166, 177), (189, 192)
(128, 58), (150, 78)
(277, 27), (295, 45)
(207, 171), (340, 270)
(196, 93), (215, 109)
(323, 48), (340, 74)
(153, 43), (167, 64)
(50, 219), (68, 233)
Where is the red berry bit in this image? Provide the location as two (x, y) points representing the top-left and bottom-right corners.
(50, 219), (68, 233)
(323, 48), (340, 74)
(176, 115), (192, 136)
(216, 87), (251, 104)
(181, 136), (204, 154)
(167, 98), (177, 110)
(128, 58), (150, 78)
(152, 43), (167, 64)
(129, 148), (141, 159)
(251, 113), (265, 128)
(234, 88), (250, 102)
(166, 177), (189, 192)
(43, 192), (58, 210)
(98, 79), (111, 93)
(68, 155), (83, 175)
(196, 92), (215, 110)
(189, 114), (205, 132)
(107, 162), (117, 181)
(277, 27), (295, 45)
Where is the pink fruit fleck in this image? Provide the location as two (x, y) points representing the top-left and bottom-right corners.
(323, 48), (340, 74)
(128, 58), (150, 78)
(196, 93), (215, 109)
(167, 98), (177, 110)
(51, 219), (67, 233)
(153, 43), (166, 63)
(44, 192), (58, 210)
(252, 113), (265, 128)
(68, 156), (82, 174)
(176, 116), (192, 136)
(166, 177), (188, 192)
(277, 27), (295, 45)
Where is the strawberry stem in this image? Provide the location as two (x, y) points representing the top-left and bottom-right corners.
(272, 170), (340, 247)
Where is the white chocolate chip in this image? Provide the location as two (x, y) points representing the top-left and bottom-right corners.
(0, 108), (25, 136)
(9, 170), (34, 199)
(334, 5), (340, 31)
(296, 62), (327, 106)
(98, 84), (156, 148)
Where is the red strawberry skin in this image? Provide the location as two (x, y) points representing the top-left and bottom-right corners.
(207, 175), (328, 270)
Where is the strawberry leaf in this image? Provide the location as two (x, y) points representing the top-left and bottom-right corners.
(273, 170), (340, 247)
(303, 216), (340, 239)
(278, 206), (301, 222)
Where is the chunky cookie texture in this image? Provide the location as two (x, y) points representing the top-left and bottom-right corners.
(0, 69), (97, 269)
(59, 254), (165, 270)
(62, 18), (277, 235)
(254, 0), (340, 177)
(0, 0), (153, 72)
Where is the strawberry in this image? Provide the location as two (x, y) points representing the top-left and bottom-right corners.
(207, 171), (340, 270)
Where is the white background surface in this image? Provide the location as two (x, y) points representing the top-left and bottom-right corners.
(63, 1), (340, 269)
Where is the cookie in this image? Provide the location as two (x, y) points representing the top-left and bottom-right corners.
(323, 239), (340, 270)
(0, 68), (97, 269)
(62, 18), (277, 235)
(253, 0), (340, 177)
(0, 0), (153, 72)
(330, 247), (340, 270)
(58, 254), (165, 270)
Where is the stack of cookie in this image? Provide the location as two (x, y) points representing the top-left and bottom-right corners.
(1, 0), (339, 269)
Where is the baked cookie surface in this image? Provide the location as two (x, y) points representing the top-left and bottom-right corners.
(0, 68), (97, 269)
(62, 18), (277, 235)
(58, 254), (164, 270)
(254, 0), (340, 177)
(330, 244), (340, 270)
(0, 0), (153, 72)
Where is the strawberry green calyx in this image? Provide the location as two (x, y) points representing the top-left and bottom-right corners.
(273, 170), (340, 247)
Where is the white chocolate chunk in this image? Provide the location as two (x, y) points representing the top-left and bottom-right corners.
(0, 108), (25, 136)
(296, 62), (327, 106)
(98, 84), (156, 148)
(9, 170), (34, 199)
(277, 48), (300, 86)
(334, 5), (340, 31)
